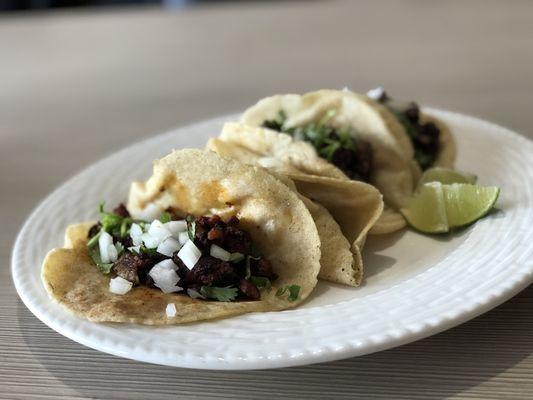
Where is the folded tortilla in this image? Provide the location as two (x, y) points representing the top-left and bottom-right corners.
(235, 89), (416, 233)
(42, 149), (322, 325)
(207, 137), (384, 286)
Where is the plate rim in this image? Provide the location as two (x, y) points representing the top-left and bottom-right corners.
(11, 109), (533, 370)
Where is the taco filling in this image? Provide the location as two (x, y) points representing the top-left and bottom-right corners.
(367, 87), (440, 170)
(87, 203), (281, 302)
(262, 110), (374, 182)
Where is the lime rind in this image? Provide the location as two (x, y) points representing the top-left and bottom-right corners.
(418, 167), (477, 187)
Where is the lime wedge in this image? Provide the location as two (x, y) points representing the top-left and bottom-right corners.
(418, 167), (477, 186)
(401, 182), (449, 233)
(443, 183), (500, 228)
(401, 182), (500, 234)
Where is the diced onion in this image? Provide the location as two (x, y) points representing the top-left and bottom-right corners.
(157, 237), (182, 257)
(165, 220), (187, 237)
(107, 243), (118, 263)
(141, 233), (159, 249)
(229, 252), (245, 263)
(366, 87), (385, 100)
(187, 289), (205, 299)
(148, 220), (171, 242)
(99, 231), (113, 263)
(131, 203), (163, 222)
(166, 303), (177, 318)
(178, 231), (189, 245)
(148, 260), (182, 293)
(210, 244), (231, 262)
(177, 240), (202, 270)
(130, 223), (143, 246)
(109, 276), (133, 295)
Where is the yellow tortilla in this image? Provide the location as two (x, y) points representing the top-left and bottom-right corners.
(42, 149), (321, 325)
(207, 136), (384, 285)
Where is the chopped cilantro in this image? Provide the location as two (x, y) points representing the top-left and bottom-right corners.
(262, 109), (360, 163)
(139, 245), (157, 256)
(200, 286), (238, 302)
(250, 276), (271, 291)
(88, 246), (113, 274)
(119, 217), (132, 238)
(87, 231), (101, 249)
(159, 212), (172, 223)
(186, 215), (196, 241)
(97, 202), (131, 238)
(276, 284), (301, 302)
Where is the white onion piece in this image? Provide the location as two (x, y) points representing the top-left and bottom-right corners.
(129, 223), (143, 246)
(148, 220), (171, 242)
(210, 244), (231, 261)
(98, 231), (113, 263)
(366, 86), (385, 100)
(187, 289), (205, 299)
(229, 252), (245, 263)
(165, 220), (187, 237)
(148, 260), (182, 293)
(141, 233), (159, 249)
(177, 240), (202, 270)
(166, 303), (177, 317)
(178, 231), (189, 246)
(157, 237), (182, 257)
(131, 203), (163, 222)
(109, 276), (133, 295)
(107, 243), (118, 263)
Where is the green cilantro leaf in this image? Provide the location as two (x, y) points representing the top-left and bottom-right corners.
(262, 109), (361, 172)
(139, 245), (157, 256)
(159, 212), (172, 223)
(287, 284), (301, 302)
(88, 246), (113, 274)
(186, 215), (196, 241)
(87, 230), (101, 249)
(200, 286), (238, 302)
(250, 276), (271, 291)
(98, 202), (128, 237)
(275, 284), (301, 302)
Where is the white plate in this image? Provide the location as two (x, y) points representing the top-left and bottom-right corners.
(12, 110), (533, 370)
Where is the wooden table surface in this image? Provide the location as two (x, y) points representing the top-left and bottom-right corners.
(2, 1), (533, 398)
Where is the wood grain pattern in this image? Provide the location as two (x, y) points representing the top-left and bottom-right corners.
(1, 1), (532, 398)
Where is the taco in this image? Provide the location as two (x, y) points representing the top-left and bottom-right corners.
(207, 137), (384, 286)
(232, 89), (418, 233)
(41, 149), (321, 325)
(366, 87), (456, 179)
(268, 170), (382, 286)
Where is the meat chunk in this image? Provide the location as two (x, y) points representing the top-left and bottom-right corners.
(113, 203), (130, 218)
(185, 256), (239, 287)
(251, 258), (278, 281)
(113, 253), (154, 285)
(88, 223), (101, 239)
(331, 139), (373, 183)
(239, 279), (260, 300)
